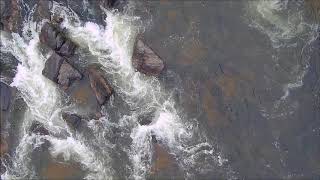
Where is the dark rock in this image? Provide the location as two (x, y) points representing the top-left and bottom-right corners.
(0, 52), (19, 82)
(87, 67), (113, 105)
(29, 121), (50, 136)
(0, 82), (12, 111)
(57, 61), (82, 90)
(42, 52), (64, 83)
(138, 112), (155, 126)
(57, 39), (76, 57)
(1, 0), (22, 33)
(34, 0), (51, 22)
(0, 136), (8, 156)
(62, 112), (82, 129)
(100, 0), (127, 10)
(132, 39), (165, 76)
(40, 23), (59, 50)
(0, 0), (5, 17)
(40, 22), (76, 57)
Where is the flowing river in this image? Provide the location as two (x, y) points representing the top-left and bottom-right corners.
(0, 0), (319, 179)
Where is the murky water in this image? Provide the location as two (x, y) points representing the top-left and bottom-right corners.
(0, 0), (319, 179)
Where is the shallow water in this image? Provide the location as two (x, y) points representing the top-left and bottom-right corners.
(0, 0), (319, 179)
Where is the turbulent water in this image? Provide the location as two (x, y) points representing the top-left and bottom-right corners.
(245, 0), (319, 122)
(0, 0), (319, 179)
(0, 1), (233, 179)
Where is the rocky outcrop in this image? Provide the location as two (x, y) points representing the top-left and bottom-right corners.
(0, 82), (12, 111)
(42, 52), (82, 90)
(34, 0), (51, 23)
(87, 67), (114, 105)
(0, 0), (22, 32)
(42, 52), (64, 83)
(58, 61), (82, 90)
(29, 121), (50, 136)
(132, 39), (165, 76)
(40, 22), (76, 57)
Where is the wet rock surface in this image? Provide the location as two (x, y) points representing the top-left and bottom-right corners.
(57, 60), (82, 90)
(29, 121), (50, 136)
(42, 52), (64, 83)
(40, 22), (76, 57)
(87, 66), (114, 105)
(132, 39), (165, 76)
(0, 82), (12, 111)
(62, 112), (83, 130)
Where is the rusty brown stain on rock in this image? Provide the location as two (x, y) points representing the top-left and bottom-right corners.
(177, 39), (207, 65)
(151, 144), (174, 173)
(72, 87), (90, 104)
(42, 161), (80, 179)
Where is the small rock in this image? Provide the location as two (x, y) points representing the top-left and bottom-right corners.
(58, 61), (82, 90)
(62, 112), (82, 129)
(42, 52), (64, 83)
(132, 39), (165, 76)
(87, 67), (113, 105)
(0, 82), (12, 111)
(29, 121), (49, 136)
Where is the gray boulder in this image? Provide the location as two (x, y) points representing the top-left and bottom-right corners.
(57, 60), (82, 90)
(132, 39), (165, 76)
(42, 52), (64, 83)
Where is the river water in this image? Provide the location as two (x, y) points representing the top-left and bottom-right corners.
(0, 0), (319, 179)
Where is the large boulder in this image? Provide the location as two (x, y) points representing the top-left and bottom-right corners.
(0, 82), (12, 111)
(42, 52), (64, 83)
(87, 67), (113, 105)
(57, 60), (82, 90)
(132, 39), (165, 76)
(40, 22), (76, 57)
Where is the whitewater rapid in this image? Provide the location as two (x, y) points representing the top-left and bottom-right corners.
(1, 1), (233, 179)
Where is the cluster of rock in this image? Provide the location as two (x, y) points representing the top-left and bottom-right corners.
(1, 0), (168, 176)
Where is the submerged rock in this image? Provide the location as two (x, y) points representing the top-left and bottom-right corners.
(29, 121), (50, 136)
(42, 52), (64, 83)
(150, 143), (183, 179)
(0, 82), (12, 111)
(132, 39), (165, 76)
(62, 112), (83, 129)
(57, 61), (82, 90)
(87, 67), (113, 105)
